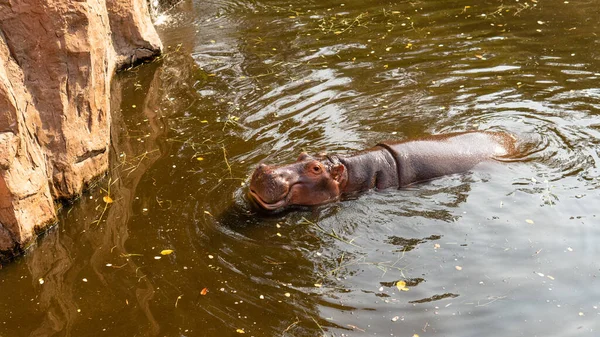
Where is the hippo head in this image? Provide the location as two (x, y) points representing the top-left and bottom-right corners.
(248, 153), (347, 212)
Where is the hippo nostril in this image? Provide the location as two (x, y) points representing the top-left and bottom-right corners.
(255, 163), (270, 176)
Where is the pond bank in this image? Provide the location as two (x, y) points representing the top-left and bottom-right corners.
(0, 0), (162, 260)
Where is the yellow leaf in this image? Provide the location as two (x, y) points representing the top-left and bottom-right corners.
(200, 120), (208, 123)
(526, 219), (534, 224)
(201, 287), (208, 295)
(236, 329), (245, 334)
(396, 280), (409, 291)
(456, 265), (463, 271)
(161, 249), (173, 255)
(103, 195), (113, 204)
(334, 31), (342, 35)
(196, 157), (204, 161)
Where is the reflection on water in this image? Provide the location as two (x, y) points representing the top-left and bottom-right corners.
(2, 0), (600, 336)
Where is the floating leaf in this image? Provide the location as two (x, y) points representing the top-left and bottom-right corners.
(196, 157), (204, 161)
(396, 281), (409, 291)
(455, 266), (463, 271)
(161, 249), (173, 255)
(236, 329), (245, 334)
(526, 219), (534, 224)
(103, 195), (113, 204)
(201, 287), (208, 295)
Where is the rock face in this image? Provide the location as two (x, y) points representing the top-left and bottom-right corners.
(0, 0), (162, 259)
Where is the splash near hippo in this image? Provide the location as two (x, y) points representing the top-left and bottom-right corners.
(248, 131), (517, 212)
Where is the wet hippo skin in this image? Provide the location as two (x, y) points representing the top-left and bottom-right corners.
(248, 131), (517, 212)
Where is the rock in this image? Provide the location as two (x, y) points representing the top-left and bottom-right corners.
(0, 0), (162, 261)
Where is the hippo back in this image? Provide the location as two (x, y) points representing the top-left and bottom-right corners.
(378, 132), (516, 186)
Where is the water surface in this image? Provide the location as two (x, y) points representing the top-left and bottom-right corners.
(1, 0), (600, 336)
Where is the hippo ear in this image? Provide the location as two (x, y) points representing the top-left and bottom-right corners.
(330, 164), (345, 182)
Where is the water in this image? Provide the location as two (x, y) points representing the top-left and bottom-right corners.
(2, 0), (600, 336)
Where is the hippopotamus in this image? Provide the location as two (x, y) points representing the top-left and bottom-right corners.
(248, 131), (517, 212)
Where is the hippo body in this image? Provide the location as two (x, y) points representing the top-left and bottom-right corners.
(249, 131), (516, 211)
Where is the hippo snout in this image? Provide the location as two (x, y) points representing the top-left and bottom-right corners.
(249, 164), (294, 205)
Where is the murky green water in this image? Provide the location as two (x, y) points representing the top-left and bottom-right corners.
(2, 0), (600, 336)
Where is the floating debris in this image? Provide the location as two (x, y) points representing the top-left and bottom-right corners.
(396, 281), (409, 291)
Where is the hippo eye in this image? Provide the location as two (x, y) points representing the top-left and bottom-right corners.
(312, 165), (322, 173)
